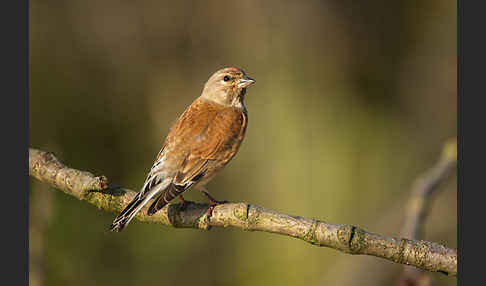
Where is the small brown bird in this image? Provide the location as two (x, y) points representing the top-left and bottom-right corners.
(109, 67), (255, 232)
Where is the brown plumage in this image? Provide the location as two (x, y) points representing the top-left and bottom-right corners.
(109, 67), (255, 232)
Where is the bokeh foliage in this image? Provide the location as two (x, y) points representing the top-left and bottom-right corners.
(29, 1), (456, 286)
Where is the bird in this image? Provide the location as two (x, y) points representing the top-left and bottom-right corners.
(108, 67), (255, 232)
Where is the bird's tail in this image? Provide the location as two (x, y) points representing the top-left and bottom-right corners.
(108, 180), (170, 232)
(147, 184), (186, 215)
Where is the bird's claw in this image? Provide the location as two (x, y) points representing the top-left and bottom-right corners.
(205, 199), (227, 223)
(177, 195), (187, 211)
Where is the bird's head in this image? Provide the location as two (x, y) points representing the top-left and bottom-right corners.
(200, 67), (255, 108)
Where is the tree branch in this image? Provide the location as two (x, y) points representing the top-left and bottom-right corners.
(397, 138), (457, 286)
(29, 147), (457, 276)
(401, 138), (457, 240)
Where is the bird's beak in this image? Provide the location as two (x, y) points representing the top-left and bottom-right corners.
(238, 75), (256, 88)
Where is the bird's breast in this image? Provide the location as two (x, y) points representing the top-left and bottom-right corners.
(160, 99), (248, 176)
(220, 109), (247, 163)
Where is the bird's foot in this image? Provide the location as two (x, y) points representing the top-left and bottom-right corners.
(201, 190), (228, 222)
(208, 197), (228, 206)
(177, 195), (187, 211)
(205, 200), (226, 223)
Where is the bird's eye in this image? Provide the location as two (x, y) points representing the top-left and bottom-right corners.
(223, 75), (231, 82)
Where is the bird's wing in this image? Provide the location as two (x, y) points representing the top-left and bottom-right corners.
(146, 99), (246, 216)
(138, 144), (169, 196)
(108, 144), (172, 231)
(166, 99), (246, 189)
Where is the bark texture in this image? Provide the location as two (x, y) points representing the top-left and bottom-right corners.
(29, 147), (457, 276)
(397, 138), (457, 285)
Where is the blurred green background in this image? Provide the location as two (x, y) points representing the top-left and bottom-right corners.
(29, 1), (457, 286)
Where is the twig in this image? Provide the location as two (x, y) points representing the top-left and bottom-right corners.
(397, 138), (457, 285)
(29, 147), (457, 276)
